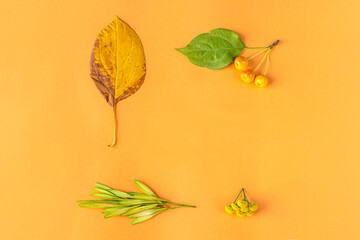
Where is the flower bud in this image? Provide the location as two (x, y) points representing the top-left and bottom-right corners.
(249, 203), (258, 212)
(225, 205), (234, 214)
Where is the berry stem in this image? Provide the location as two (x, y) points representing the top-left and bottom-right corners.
(247, 48), (269, 60)
(233, 188), (244, 203)
(244, 46), (268, 49)
(254, 49), (270, 73)
(242, 189), (249, 202)
(245, 40), (279, 60)
(264, 49), (271, 75)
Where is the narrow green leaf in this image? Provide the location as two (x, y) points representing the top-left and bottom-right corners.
(176, 28), (245, 70)
(134, 179), (157, 197)
(90, 193), (117, 199)
(78, 202), (118, 208)
(102, 206), (127, 214)
(95, 183), (112, 191)
(95, 183), (131, 198)
(130, 193), (167, 202)
(108, 189), (132, 198)
(128, 192), (142, 196)
(131, 208), (166, 225)
(94, 187), (117, 196)
(78, 199), (122, 204)
(116, 199), (158, 206)
(120, 204), (159, 216)
(128, 208), (165, 218)
(104, 205), (140, 218)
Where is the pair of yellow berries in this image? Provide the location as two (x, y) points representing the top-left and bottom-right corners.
(234, 56), (268, 88)
(225, 200), (259, 217)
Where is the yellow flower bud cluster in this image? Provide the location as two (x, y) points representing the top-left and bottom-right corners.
(224, 188), (258, 217)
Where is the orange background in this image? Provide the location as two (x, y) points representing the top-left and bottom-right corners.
(1, 0), (360, 239)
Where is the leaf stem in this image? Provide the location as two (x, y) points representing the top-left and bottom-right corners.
(108, 105), (117, 148)
(247, 48), (269, 60)
(264, 50), (271, 75)
(246, 40), (279, 60)
(244, 46), (268, 49)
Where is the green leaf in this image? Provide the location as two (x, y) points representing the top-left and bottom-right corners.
(77, 200), (120, 208)
(176, 28), (245, 70)
(134, 179), (157, 197)
(130, 193), (167, 202)
(102, 206), (127, 214)
(128, 208), (165, 218)
(95, 183), (112, 191)
(94, 187), (117, 196)
(90, 193), (117, 199)
(95, 183), (132, 198)
(78, 199), (122, 205)
(78, 203), (114, 208)
(108, 189), (132, 199)
(104, 206), (140, 218)
(120, 204), (159, 216)
(131, 208), (166, 225)
(128, 192), (142, 196)
(116, 199), (159, 206)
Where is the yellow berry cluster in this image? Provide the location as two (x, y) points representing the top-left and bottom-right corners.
(224, 188), (258, 217)
(234, 40), (279, 88)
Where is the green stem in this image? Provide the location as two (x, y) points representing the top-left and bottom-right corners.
(242, 189), (251, 204)
(243, 190), (248, 201)
(166, 206), (182, 209)
(244, 46), (268, 49)
(233, 188), (244, 203)
(245, 40), (280, 50)
(247, 48), (269, 60)
(167, 202), (196, 208)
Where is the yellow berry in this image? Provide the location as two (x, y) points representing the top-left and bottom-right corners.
(246, 211), (254, 216)
(236, 209), (246, 217)
(240, 69), (255, 83)
(234, 56), (248, 71)
(237, 200), (248, 208)
(254, 75), (269, 88)
(249, 203), (259, 212)
(240, 206), (249, 213)
(225, 205), (234, 214)
(231, 203), (239, 211)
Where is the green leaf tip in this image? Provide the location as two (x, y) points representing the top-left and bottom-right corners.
(134, 179), (157, 197)
(95, 182), (112, 190)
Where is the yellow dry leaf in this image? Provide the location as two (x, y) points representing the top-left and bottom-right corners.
(90, 16), (146, 147)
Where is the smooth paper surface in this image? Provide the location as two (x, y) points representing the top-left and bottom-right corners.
(0, 0), (359, 239)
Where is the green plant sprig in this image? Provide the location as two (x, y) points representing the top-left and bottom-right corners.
(233, 188), (250, 204)
(78, 180), (195, 225)
(225, 188), (259, 217)
(176, 28), (280, 70)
